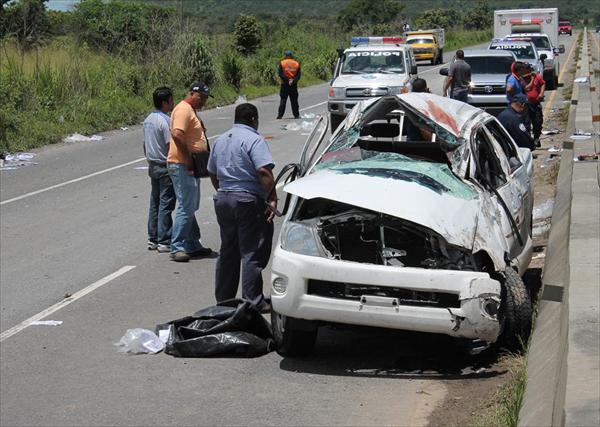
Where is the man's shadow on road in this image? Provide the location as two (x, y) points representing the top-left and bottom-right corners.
(279, 267), (542, 380)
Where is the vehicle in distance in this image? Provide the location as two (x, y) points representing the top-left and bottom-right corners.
(404, 29), (445, 65)
(489, 38), (545, 74)
(271, 93), (534, 357)
(440, 49), (516, 116)
(328, 36), (418, 133)
(559, 20), (573, 35)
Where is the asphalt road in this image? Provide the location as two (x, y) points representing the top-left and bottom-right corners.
(0, 35), (577, 426)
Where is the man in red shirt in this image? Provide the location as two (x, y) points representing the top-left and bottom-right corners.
(523, 64), (545, 147)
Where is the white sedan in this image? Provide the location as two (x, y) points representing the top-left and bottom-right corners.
(271, 93), (534, 356)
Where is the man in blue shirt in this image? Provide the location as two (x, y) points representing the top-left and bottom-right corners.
(506, 62), (527, 103)
(143, 87), (175, 252)
(207, 103), (278, 311)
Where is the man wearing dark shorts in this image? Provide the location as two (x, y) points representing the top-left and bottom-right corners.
(208, 103), (278, 312)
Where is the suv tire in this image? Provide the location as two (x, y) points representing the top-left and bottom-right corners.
(499, 268), (532, 352)
(271, 311), (318, 357)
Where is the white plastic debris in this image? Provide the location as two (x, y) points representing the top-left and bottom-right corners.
(541, 129), (560, 135)
(301, 113), (316, 119)
(0, 152), (38, 170)
(284, 123), (301, 131)
(533, 200), (554, 221)
(547, 146), (562, 153)
(301, 121), (315, 131)
(115, 328), (164, 354)
(234, 95), (247, 105)
(120, 127), (129, 131)
(573, 76), (589, 83)
(532, 223), (552, 238)
(31, 320), (63, 326)
(64, 133), (103, 143)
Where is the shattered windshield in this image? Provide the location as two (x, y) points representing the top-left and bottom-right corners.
(315, 149), (476, 199)
(341, 51), (406, 74)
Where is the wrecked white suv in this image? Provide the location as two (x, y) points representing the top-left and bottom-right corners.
(271, 93), (534, 357)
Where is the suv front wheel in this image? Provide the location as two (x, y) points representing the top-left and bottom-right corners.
(271, 311), (318, 357)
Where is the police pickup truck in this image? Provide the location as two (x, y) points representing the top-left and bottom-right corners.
(328, 36), (418, 132)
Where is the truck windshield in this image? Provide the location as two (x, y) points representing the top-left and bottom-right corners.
(406, 38), (433, 44)
(510, 36), (551, 50)
(341, 51), (406, 74)
(465, 56), (514, 74)
(490, 43), (535, 59)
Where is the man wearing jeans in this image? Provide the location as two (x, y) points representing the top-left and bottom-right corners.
(144, 87), (175, 253)
(208, 103), (277, 311)
(167, 82), (213, 262)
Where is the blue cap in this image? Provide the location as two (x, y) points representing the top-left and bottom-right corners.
(512, 93), (528, 104)
(284, 50), (293, 56)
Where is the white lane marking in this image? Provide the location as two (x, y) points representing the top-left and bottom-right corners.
(0, 265), (136, 342)
(1, 135), (219, 206)
(300, 101), (327, 112)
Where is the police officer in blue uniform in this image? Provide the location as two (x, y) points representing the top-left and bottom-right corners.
(497, 93), (535, 151)
(207, 103), (278, 312)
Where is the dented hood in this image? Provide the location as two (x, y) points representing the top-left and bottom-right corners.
(285, 165), (481, 249)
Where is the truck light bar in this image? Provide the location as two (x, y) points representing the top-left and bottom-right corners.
(509, 18), (543, 25)
(351, 36), (404, 46)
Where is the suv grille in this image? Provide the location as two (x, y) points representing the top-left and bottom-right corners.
(346, 87), (389, 97)
(307, 280), (460, 308)
(471, 85), (506, 95)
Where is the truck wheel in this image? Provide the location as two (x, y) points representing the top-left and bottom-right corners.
(330, 114), (344, 133)
(499, 268), (532, 352)
(437, 49), (444, 64)
(271, 311), (318, 357)
(430, 58), (436, 65)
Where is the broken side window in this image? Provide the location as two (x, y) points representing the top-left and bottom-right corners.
(472, 128), (507, 189)
(484, 119), (522, 173)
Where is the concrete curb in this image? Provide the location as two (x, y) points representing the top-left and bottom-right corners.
(519, 29), (600, 427)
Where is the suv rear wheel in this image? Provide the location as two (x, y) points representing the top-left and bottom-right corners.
(271, 311), (318, 357)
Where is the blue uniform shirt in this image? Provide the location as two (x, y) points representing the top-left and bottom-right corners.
(207, 124), (275, 197)
(506, 74), (523, 103)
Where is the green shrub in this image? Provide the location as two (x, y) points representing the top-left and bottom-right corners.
(175, 33), (216, 86)
(234, 14), (261, 55)
(220, 49), (244, 91)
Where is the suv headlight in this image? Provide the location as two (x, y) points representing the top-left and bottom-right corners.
(328, 87), (346, 98)
(388, 86), (407, 95)
(280, 221), (325, 257)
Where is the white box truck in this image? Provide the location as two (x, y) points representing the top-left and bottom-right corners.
(494, 8), (565, 89)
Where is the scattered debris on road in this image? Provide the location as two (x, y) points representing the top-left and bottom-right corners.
(30, 320), (63, 326)
(155, 301), (274, 358)
(0, 152), (38, 170)
(64, 133), (104, 143)
(115, 328), (165, 354)
(533, 200), (554, 221)
(541, 128), (561, 135)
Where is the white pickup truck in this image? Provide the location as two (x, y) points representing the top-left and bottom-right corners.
(327, 36), (418, 132)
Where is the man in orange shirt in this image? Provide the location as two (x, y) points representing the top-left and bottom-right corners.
(277, 50), (301, 119)
(167, 82), (213, 262)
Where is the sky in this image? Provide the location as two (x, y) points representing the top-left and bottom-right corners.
(47, 0), (79, 12)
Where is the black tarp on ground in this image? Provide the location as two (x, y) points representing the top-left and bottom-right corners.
(155, 301), (274, 358)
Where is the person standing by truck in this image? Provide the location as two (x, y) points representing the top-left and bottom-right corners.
(443, 50), (471, 102)
(277, 50), (301, 119)
(523, 64), (545, 146)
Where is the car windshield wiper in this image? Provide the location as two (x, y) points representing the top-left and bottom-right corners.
(344, 70), (368, 74)
(376, 69), (396, 74)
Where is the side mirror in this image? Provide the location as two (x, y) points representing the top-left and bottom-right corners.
(410, 65), (418, 75)
(540, 53), (547, 61)
(439, 67), (449, 76)
(559, 45), (565, 54)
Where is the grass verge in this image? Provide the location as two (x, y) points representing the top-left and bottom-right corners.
(467, 355), (527, 427)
